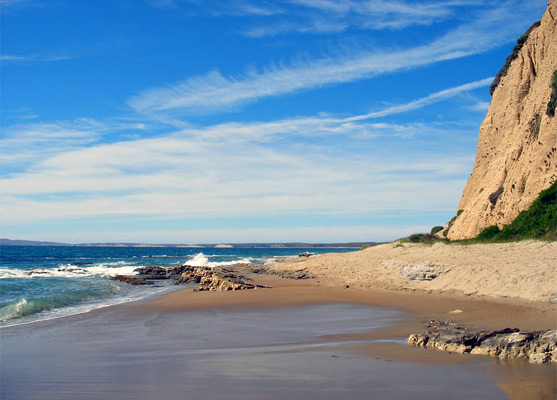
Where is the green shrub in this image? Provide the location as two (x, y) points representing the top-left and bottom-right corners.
(476, 225), (501, 241)
(406, 233), (440, 244)
(474, 182), (557, 242)
(359, 244), (371, 251)
(442, 210), (464, 237)
(431, 226), (444, 235)
(490, 21), (541, 96)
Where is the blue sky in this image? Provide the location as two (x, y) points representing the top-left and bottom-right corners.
(0, 0), (548, 244)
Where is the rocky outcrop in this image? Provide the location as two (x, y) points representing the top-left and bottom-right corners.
(134, 265), (191, 280)
(177, 266), (268, 291)
(110, 275), (154, 285)
(133, 265), (268, 291)
(446, 1), (557, 240)
(408, 320), (557, 363)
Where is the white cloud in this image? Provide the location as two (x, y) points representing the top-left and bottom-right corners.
(0, 54), (72, 64)
(128, 0), (534, 115)
(1, 115), (473, 225)
(344, 77), (493, 121)
(2, 77), (485, 227)
(243, 0), (463, 35)
(0, 119), (148, 170)
(1, 77), (486, 241)
(468, 100), (491, 112)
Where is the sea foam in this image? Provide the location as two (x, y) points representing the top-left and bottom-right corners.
(0, 263), (139, 279)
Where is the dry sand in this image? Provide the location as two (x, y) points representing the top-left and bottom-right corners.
(266, 240), (557, 306)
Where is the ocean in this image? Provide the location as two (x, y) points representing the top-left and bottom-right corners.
(0, 245), (356, 327)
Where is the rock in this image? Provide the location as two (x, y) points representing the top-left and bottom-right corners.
(445, 1), (557, 240)
(178, 266), (266, 291)
(400, 263), (444, 281)
(298, 252), (313, 257)
(274, 269), (314, 279)
(109, 275), (154, 285)
(244, 263), (314, 280)
(135, 265), (192, 280)
(134, 264), (269, 292)
(407, 320), (557, 363)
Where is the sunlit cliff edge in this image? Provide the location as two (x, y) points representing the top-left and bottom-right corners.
(445, 0), (557, 240)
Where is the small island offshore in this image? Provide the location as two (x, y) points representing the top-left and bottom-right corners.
(1, 1), (556, 400)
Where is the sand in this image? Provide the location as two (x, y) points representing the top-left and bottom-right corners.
(2, 241), (556, 399)
(3, 285), (548, 400)
(140, 241), (557, 399)
(265, 240), (557, 306)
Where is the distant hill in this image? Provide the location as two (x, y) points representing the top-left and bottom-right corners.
(0, 238), (375, 249)
(0, 238), (73, 246)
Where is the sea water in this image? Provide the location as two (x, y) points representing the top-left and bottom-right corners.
(0, 246), (355, 327)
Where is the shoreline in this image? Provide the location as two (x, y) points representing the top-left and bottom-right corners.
(2, 242), (556, 399)
(137, 251), (557, 399)
(144, 259), (556, 333)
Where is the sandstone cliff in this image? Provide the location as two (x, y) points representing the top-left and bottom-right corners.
(445, 0), (557, 240)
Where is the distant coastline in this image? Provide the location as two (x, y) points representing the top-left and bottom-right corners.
(0, 238), (375, 249)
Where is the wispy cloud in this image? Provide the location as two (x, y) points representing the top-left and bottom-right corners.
(468, 100), (490, 112)
(2, 91), (478, 226)
(344, 77), (493, 121)
(0, 119), (147, 170)
(1, 54), (72, 64)
(148, 0), (286, 16)
(243, 0), (469, 36)
(0, 0), (31, 8)
(128, 1), (533, 116)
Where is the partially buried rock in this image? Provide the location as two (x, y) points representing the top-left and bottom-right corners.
(110, 275), (153, 285)
(400, 262), (444, 281)
(407, 320), (557, 363)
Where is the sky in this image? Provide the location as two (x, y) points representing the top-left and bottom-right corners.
(0, 0), (549, 244)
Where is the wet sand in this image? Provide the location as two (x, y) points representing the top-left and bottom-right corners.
(2, 272), (555, 400)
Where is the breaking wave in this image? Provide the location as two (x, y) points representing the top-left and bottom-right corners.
(0, 263), (139, 280)
(185, 253), (253, 268)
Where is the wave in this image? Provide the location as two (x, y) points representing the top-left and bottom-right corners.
(0, 284), (173, 327)
(185, 253), (253, 268)
(0, 263), (139, 280)
(0, 286), (118, 323)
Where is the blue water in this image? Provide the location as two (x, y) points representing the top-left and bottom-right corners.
(0, 246), (356, 326)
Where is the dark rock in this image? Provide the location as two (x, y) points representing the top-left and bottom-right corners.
(407, 320), (556, 363)
(110, 275), (153, 285)
(134, 264), (269, 292)
(181, 266), (269, 291)
(298, 252), (313, 257)
(243, 263), (314, 280)
(135, 265), (192, 280)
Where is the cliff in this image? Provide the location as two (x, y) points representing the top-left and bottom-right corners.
(445, 0), (557, 240)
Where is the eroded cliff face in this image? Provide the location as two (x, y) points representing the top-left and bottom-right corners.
(446, 0), (557, 240)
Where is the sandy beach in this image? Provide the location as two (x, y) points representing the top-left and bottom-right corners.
(2, 241), (556, 399)
(263, 240), (557, 306)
